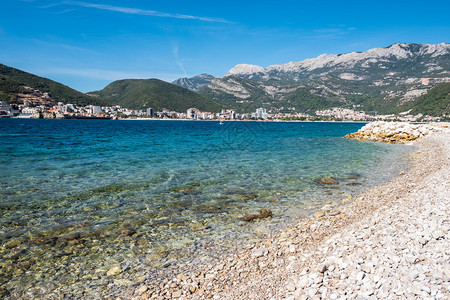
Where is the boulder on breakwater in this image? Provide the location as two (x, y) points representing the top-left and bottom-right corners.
(344, 121), (441, 144)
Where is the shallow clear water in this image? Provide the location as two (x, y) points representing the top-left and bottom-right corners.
(0, 119), (413, 297)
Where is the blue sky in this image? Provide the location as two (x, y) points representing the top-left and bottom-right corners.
(1, 0), (449, 92)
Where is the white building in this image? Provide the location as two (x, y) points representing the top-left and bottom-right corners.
(92, 106), (102, 114)
(255, 107), (268, 119)
(187, 108), (200, 119)
(21, 107), (38, 114)
(57, 103), (77, 113)
(146, 108), (154, 117)
(0, 101), (10, 111)
(0, 101), (11, 117)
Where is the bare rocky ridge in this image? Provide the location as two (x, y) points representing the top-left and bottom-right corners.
(172, 74), (215, 92)
(138, 122), (449, 299)
(226, 43), (450, 77)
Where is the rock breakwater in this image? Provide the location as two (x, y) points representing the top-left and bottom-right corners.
(344, 121), (446, 144)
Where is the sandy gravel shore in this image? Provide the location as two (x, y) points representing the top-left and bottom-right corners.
(142, 123), (449, 300)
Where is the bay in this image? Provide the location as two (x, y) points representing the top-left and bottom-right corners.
(0, 119), (412, 297)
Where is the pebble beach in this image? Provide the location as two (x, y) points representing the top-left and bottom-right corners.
(143, 122), (450, 299)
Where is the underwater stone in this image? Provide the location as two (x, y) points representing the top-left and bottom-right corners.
(3, 239), (22, 249)
(241, 193), (258, 201)
(106, 266), (122, 276)
(119, 229), (137, 236)
(241, 209), (273, 222)
(59, 232), (81, 241)
(317, 177), (338, 185)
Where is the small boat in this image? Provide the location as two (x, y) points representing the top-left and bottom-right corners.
(219, 118), (224, 125)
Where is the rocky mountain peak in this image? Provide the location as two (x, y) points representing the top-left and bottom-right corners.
(225, 64), (265, 76)
(225, 43), (450, 78)
(172, 73), (215, 91)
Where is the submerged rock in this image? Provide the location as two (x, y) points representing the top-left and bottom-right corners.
(317, 177), (338, 185)
(194, 204), (225, 213)
(59, 232), (82, 241)
(106, 266), (122, 276)
(241, 193), (258, 201)
(346, 182), (362, 186)
(179, 188), (201, 195)
(169, 183), (202, 195)
(347, 173), (362, 180)
(3, 239), (22, 249)
(119, 229), (136, 236)
(241, 209), (273, 222)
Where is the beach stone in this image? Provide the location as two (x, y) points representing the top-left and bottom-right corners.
(317, 263), (328, 273)
(356, 271), (366, 282)
(289, 245), (296, 253)
(251, 248), (268, 258)
(172, 290), (182, 298)
(114, 279), (133, 286)
(286, 283), (296, 292)
(314, 211), (326, 218)
(298, 276), (311, 289)
(329, 293), (338, 299)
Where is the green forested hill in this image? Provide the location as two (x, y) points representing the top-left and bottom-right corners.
(88, 78), (224, 112)
(410, 83), (450, 116)
(0, 63), (106, 106)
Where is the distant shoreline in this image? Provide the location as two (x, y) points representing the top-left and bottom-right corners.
(8, 116), (371, 123)
(7, 117), (435, 124)
(10, 114), (445, 125)
(116, 118), (369, 123)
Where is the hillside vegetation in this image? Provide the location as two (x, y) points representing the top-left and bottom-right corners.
(0, 63), (106, 106)
(88, 79), (224, 112)
(410, 83), (450, 116)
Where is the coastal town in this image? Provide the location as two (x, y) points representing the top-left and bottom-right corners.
(0, 84), (446, 121)
(0, 98), (444, 122)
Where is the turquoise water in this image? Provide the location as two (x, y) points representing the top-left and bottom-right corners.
(0, 119), (412, 297)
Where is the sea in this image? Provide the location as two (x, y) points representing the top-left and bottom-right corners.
(0, 119), (414, 297)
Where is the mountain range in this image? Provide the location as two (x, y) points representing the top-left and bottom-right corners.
(175, 42), (450, 115)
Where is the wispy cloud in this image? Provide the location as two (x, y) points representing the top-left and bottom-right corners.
(54, 8), (77, 15)
(63, 1), (231, 23)
(31, 39), (98, 54)
(172, 44), (187, 77)
(311, 25), (357, 39)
